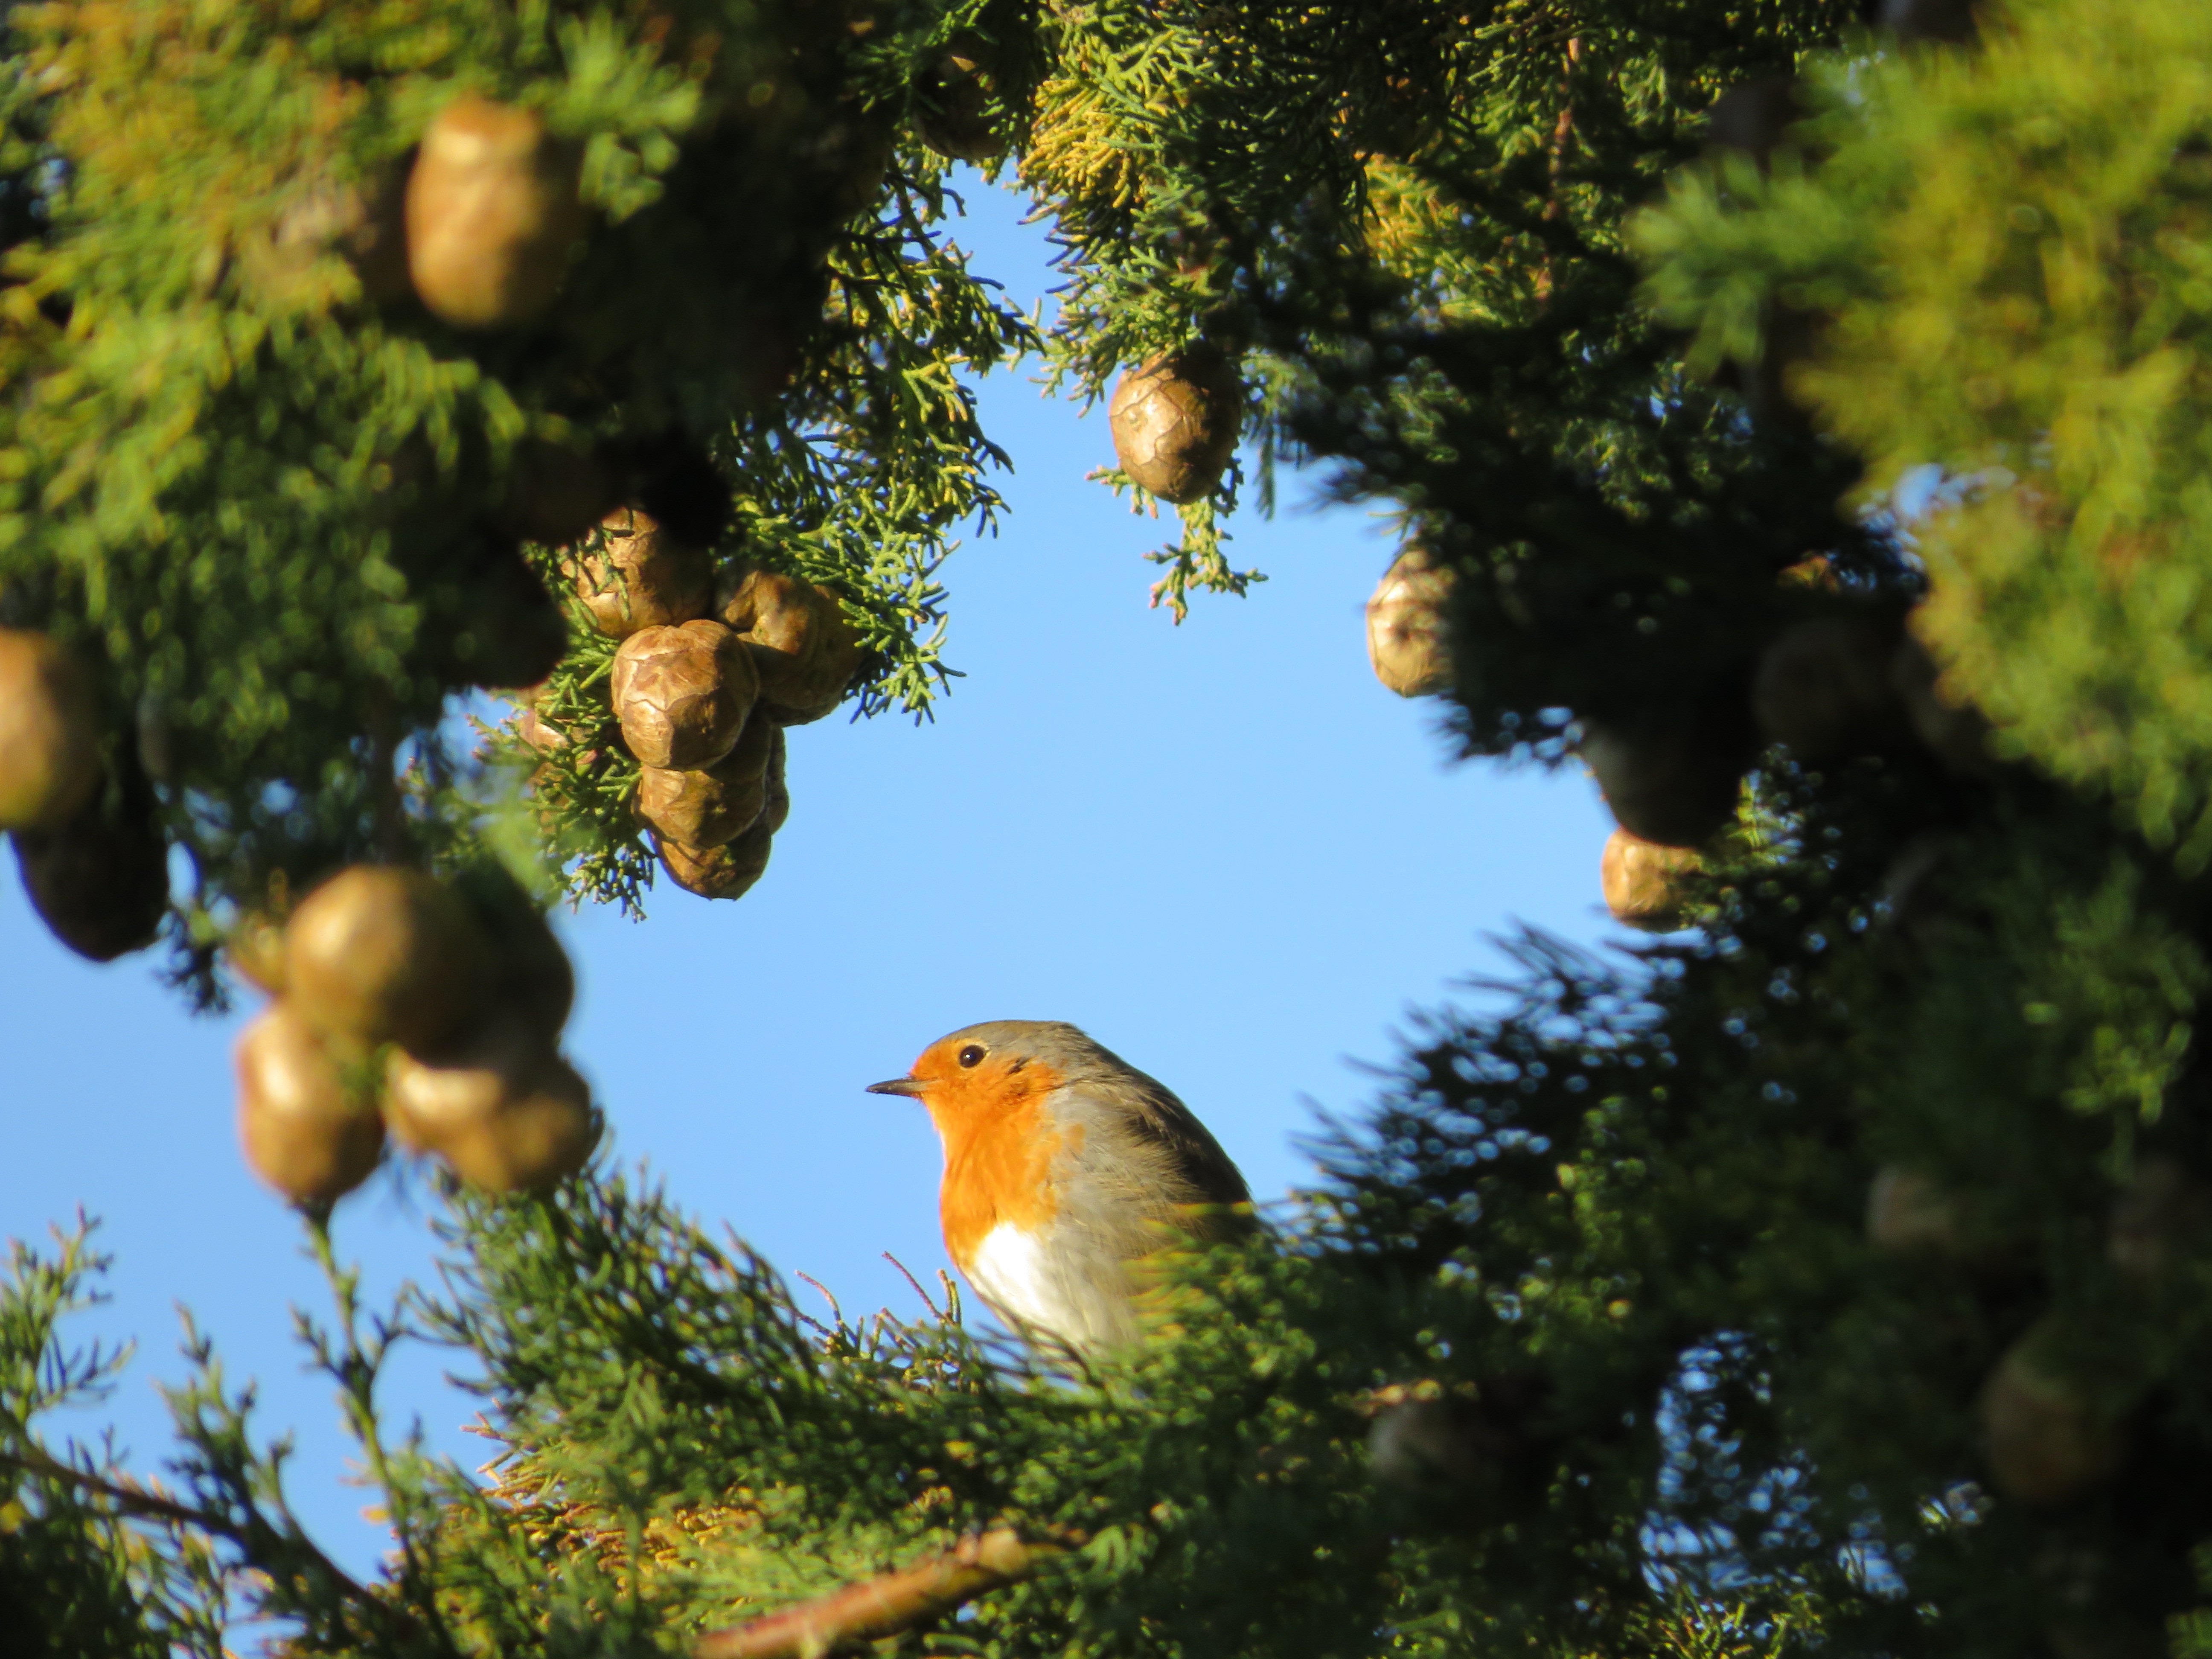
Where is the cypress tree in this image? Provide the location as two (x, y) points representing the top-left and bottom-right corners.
(9, 1), (2212, 1654)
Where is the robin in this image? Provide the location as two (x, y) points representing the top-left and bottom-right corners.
(867, 1020), (1251, 1353)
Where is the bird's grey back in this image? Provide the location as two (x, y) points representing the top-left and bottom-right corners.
(949, 1020), (1252, 1215)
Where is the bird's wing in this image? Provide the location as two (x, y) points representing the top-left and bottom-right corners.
(1088, 1068), (1253, 1214)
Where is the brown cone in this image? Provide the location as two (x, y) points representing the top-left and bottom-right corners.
(634, 720), (780, 849)
(1891, 633), (1997, 777)
(450, 863), (576, 1042)
(12, 765), (169, 962)
(657, 816), (774, 901)
(236, 1004), (385, 1205)
(1979, 1330), (2128, 1507)
(384, 1009), (544, 1152)
(611, 619), (759, 770)
(283, 865), (495, 1051)
(405, 96), (586, 329)
(1366, 547), (1457, 698)
(564, 506), (715, 640)
(914, 33), (1006, 164)
(1599, 829), (1699, 931)
(718, 567), (865, 725)
(1865, 1166), (1964, 1255)
(441, 1055), (598, 1194)
(515, 702), (568, 754)
(1108, 346), (1242, 505)
(246, 166), (411, 310)
(0, 628), (102, 833)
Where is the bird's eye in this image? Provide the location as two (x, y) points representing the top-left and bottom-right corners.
(958, 1044), (986, 1068)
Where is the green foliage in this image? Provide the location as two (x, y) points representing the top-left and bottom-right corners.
(0, 0), (1032, 973)
(1638, 0), (2212, 861)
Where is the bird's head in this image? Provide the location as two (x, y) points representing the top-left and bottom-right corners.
(866, 1020), (1090, 1130)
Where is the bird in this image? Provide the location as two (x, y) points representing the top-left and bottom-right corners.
(867, 1020), (1251, 1354)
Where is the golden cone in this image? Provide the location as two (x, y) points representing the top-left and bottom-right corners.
(236, 1004), (384, 1205)
(611, 619), (759, 770)
(634, 722), (780, 849)
(565, 506), (715, 640)
(405, 96), (585, 328)
(284, 866), (495, 1051)
(442, 1057), (597, 1193)
(0, 628), (102, 833)
(719, 568), (865, 725)
(1366, 548), (1457, 698)
(384, 1011), (544, 1153)
(1108, 347), (1241, 504)
(1599, 829), (1698, 931)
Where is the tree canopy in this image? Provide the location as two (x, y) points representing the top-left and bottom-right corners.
(11, 1), (2212, 1656)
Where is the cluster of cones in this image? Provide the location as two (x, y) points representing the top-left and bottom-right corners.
(228, 864), (594, 1205)
(1363, 549), (1993, 933)
(521, 507), (865, 901)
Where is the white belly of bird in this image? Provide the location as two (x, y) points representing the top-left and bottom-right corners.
(966, 1221), (1138, 1353)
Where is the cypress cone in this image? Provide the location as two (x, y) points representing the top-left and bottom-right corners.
(1979, 1328), (2129, 1508)
(1752, 614), (1907, 760)
(634, 720), (780, 850)
(719, 568), (865, 724)
(235, 1004), (385, 1205)
(658, 817), (774, 901)
(383, 1013), (596, 1193)
(611, 619), (759, 770)
(1365, 547), (1457, 698)
(1108, 346), (1241, 505)
(283, 866), (495, 1051)
(0, 628), (102, 833)
(1580, 701), (1754, 850)
(914, 33), (1007, 164)
(565, 506), (715, 640)
(1598, 829), (1699, 931)
(12, 760), (170, 963)
(447, 544), (571, 690)
(405, 96), (586, 328)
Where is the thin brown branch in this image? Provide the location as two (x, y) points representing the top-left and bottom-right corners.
(1534, 35), (1583, 303)
(1, 1442), (216, 1532)
(693, 1528), (1062, 1659)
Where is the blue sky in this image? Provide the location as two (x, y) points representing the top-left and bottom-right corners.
(0, 177), (1618, 1578)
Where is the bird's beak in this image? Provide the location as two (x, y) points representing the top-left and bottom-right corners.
(866, 1076), (927, 1098)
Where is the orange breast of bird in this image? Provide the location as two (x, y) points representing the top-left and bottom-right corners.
(925, 1058), (1068, 1275)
